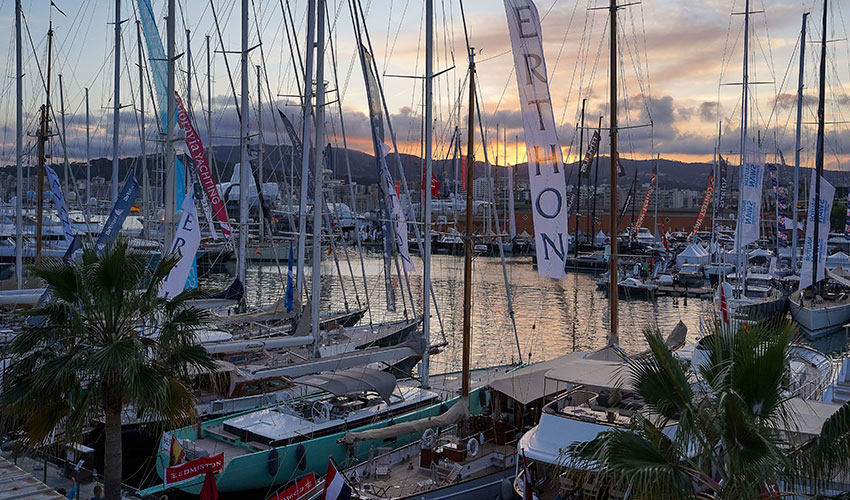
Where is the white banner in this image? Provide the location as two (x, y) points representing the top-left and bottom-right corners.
(160, 187), (201, 299)
(799, 170), (835, 291)
(504, 0), (568, 279)
(736, 141), (765, 248)
(380, 149), (413, 272)
(45, 166), (74, 244)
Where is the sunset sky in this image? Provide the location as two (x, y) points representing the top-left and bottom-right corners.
(1, 0), (848, 175)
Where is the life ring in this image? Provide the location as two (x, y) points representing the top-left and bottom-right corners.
(466, 437), (479, 457)
(422, 428), (437, 448)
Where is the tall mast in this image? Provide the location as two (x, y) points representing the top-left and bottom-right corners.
(15, 0), (22, 288)
(85, 88), (91, 206)
(206, 35), (214, 186)
(608, 0), (619, 344)
(422, 0), (434, 387)
(138, 22), (150, 240)
(311, 0), (327, 357)
(297, 0), (318, 294)
(812, 0), (828, 295)
(36, 21), (54, 261)
(576, 98), (586, 257)
(257, 64), (265, 242)
(111, 0), (122, 204)
(792, 13), (808, 273)
(239, 0), (250, 302)
(735, 0), (751, 297)
(462, 47), (476, 398)
(165, 0), (176, 246)
(59, 74), (69, 194)
(653, 153), (659, 242)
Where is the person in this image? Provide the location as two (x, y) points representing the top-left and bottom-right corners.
(90, 485), (103, 500)
(59, 477), (76, 500)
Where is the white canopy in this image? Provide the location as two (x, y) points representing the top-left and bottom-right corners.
(826, 251), (850, 271)
(594, 230), (607, 246)
(676, 242), (710, 267)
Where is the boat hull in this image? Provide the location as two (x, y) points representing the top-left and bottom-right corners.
(789, 291), (850, 338)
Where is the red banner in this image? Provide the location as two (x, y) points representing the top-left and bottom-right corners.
(421, 171), (441, 202)
(267, 473), (317, 500)
(164, 453), (223, 486)
(688, 175), (714, 238)
(174, 92), (231, 237)
(633, 172), (656, 232)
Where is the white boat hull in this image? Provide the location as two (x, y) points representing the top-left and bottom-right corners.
(789, 290), (850, 338)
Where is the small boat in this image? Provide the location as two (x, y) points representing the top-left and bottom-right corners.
(789, 282), (850, 338)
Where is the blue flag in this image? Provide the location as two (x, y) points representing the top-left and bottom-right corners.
(96, 173), (141, 253)
(285, 243), (295, 313)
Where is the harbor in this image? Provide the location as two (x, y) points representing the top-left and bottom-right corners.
(2, 0), (850, 499)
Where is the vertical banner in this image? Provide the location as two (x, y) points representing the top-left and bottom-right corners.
(717, 155), (728, 214)
(688, 175), (715, 238)
(579, 130), (600, 177)
(96, 173), (141, 252)
(160, 187), (202, 299)
(382, 158), (414, 272)
(175, 92), (230, 238)
(633, 168), (656, 231)
(45, 165), (74, 244)
(800, 171), (835, 290)
(736, 142), (765, 248)
(844, 192), (850, 240)
(504, 0), (568, 279)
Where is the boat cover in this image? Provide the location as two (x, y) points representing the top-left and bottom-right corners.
(292, 367), (397, 402)
(342, 396), (469, 443)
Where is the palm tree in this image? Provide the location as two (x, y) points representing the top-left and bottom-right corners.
(566, 319), (850, 499)
(1, 239), (216, 500)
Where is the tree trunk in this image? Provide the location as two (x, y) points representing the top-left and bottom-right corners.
(103, 404), (123, 500)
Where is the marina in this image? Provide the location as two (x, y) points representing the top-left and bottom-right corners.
(2, 0), (850, 498)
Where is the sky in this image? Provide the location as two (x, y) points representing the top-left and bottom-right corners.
(1, 0), (849, 176)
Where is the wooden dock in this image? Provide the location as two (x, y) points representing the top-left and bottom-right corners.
(655, 285), (714, 298)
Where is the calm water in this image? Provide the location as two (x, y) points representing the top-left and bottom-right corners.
(200, 253), (731, 374)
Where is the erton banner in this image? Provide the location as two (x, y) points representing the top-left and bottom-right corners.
(504, 0), (568, 279)
(96, 173), (140, 252)
(45, 165), (74, 244)
(160, 187), (202, 299)
(175, 92), (231, 238)
(736, 142), (765, 249)
(267, 473), (316, 500)
(800, 171), (835, 291)
(689, 175), (715, 238)
(164, 453), (223, 486)
(634, 168), (656, 231)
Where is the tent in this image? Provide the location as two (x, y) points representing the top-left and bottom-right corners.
(676, 242), (710, 267)
(594, 230), (607, 247)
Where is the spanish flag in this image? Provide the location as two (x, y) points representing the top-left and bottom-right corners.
(130, 205), (141, 214)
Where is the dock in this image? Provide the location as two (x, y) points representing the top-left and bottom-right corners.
(0, 455), (65, 499)
(655, 285), (714, 298)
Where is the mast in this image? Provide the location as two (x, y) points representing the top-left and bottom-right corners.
(138, 22), (150, 240)
(311, 0), (326, 356)
(15, 0), (22, 287)
(592, 117), (602, 244)
(165, 0), (176, 246)
(422, 0), (434, 387)
(812, 0), (827, 295)
(86, 88), (91, 205)
(257, 64), (265, 242)
(792, 12), (808, 273)
(111, 0), (121, 204)
(36, 21), (54, 261)
(735, 0), (751, 297)
(653, 153), (659, 243)
(59, 74), (69, 194)
(576, 99), (586, 257)
(297, 0), (317, 294)
(239, 0), (250, 303)
(608, 0), (619, 344)
(462, 46), (476, 398)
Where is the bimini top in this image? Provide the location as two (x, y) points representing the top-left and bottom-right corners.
(292, 367), (397, 402)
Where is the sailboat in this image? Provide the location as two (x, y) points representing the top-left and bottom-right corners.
(788, 1), (850, 338)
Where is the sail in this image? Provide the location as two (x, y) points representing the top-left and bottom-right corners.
(799, 170), (835, 290)
(504, 0), (569, 279)
(735, 141), (765, 248)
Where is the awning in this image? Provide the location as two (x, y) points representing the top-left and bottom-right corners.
(292, 367), (397, 402)
(486, 352), (586, 405)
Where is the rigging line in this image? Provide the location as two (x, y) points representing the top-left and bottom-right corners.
(382, 0), (412, 75)
(209, 0), (242, 121)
